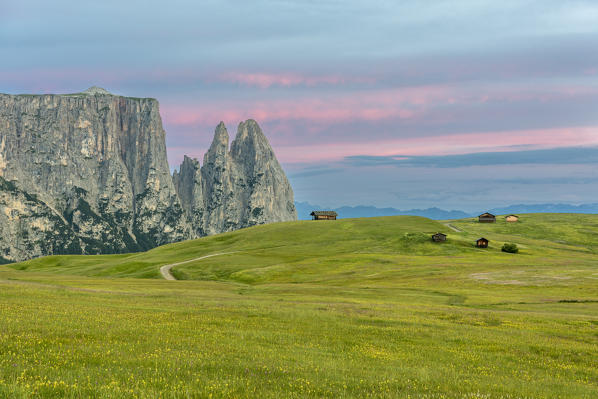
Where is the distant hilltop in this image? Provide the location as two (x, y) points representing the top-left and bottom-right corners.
(295, 201), (598, 220)
(81, 86), (113, 95)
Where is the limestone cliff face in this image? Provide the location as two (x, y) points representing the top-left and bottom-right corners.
(0, 88), (296, 262)
(0, 178), (79, 263)
(173, 120), (297, 236)
(0, 88), (189, 261)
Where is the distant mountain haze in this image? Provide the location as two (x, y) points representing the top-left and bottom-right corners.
(295, 202), (598, 220)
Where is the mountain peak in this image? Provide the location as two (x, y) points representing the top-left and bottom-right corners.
(203, 122), (230, 167)
(177, 119), (296, 236)
(231, 119), (273, 160)
(236, 119), (265, 140)
(212, 121), (230, 148)
(82, 86), (112, 95)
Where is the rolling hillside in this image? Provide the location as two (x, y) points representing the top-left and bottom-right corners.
(1, 214), (597, 398)
(10, 214), (598, 287)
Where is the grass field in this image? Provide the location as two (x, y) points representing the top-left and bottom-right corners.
(1, 214), (597, 398)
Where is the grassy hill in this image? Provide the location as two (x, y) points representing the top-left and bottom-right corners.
(1, 214), (597, 398)
(10, 216), (453, 278)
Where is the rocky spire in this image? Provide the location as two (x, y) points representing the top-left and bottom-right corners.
(230, 119), (275, 175)
(173, 155), (205, 236)
(175, 120), (297, 237)
(203, 121), (229, 165)
(229, 120), (297, 226)
(200, 122), (234, 234)
(173, 155), (201, 215)
(231, 120), (272, 155)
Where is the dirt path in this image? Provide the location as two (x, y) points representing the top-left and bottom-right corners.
(444, 223), (462, 232)
(159, 252), (238, 280)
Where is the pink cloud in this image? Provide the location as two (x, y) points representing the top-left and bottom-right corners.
(161, 80), (598, 130)
(167, 122), (598, 166)
(160, 84), (450, 128)
(268, 126), (598, 163)
(161, 79), (598, 166)
(217, 72), (374, 88)
(2, 68), (377, 92)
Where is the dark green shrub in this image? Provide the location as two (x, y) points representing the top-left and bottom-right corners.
(502, 243), (519, 253)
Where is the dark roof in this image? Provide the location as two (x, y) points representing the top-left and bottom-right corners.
(433, 232), (447, 237)
(477, 237), (489, 242)
(310, 211), (338, 216)
(478, 212), (495, 218)
(506, 214), (519, 217)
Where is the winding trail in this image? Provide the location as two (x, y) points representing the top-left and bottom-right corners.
(159, 252), (238, 280)
(444, 223), (462, 232)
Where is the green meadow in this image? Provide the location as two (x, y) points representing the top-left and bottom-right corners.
(0, 214), (596, 398)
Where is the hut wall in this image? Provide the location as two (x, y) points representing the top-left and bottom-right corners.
(314, 215), (336, 220)
(479, 218), (495, 223)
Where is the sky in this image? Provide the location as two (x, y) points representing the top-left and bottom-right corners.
(1, 0), (597, 211)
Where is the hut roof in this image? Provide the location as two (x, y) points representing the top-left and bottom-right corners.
(433, 232), (447, 237)
(310, 211), (338, 216)
(477, 237), (489, 242)
(478, 212), (495, 218)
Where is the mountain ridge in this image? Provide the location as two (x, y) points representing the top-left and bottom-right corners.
(0, 88), (296, 261)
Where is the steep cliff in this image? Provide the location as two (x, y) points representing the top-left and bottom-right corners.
(0, 177), (79, 263)
(0, 88), (190, 261)
(173, 120), (297, 236)
(0, 88), (296, 262)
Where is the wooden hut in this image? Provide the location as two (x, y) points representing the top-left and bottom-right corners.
(505, 215), (519, 222)
(478, 212), (496, 223)
(476, 238), (489, 248)
(432, 232), (447, 242)
(310, 211), (338, 220)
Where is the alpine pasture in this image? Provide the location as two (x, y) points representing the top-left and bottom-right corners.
(1, 214), (597, 398)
